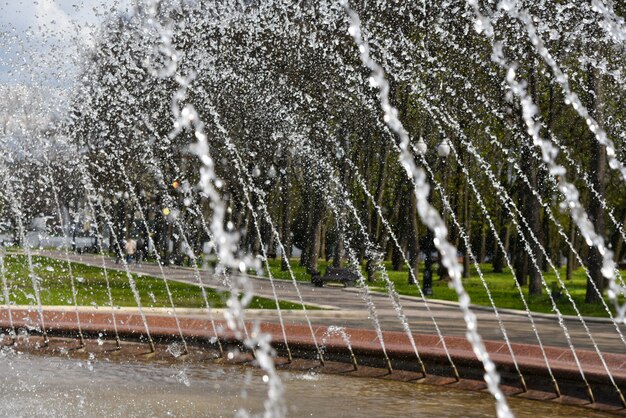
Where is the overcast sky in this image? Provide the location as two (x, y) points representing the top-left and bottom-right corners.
(0, 0), (129, 86)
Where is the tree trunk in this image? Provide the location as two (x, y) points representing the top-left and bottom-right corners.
(514, 237), (528, 286)
(613, 210), (626, 263)
(566, 215), (576, 281)
(372, 141), (389, 244)
(360, 140), (372, 263)
(392, 181), (409, 271)
(319, 222), (326, 260)
(542, 211), (551, 272)
(280, 154), (292, 270)
(479, 224), (487, 264)
(585, 65), (606, 303)
(492, 212), (506, 273)
(299, 190), (311, 268)
(384, 176), (404, 265)
(526, 64), (544, 296)
(462, 176), (471, 278)
(407, 190), (419, 284)
(306, 193), (324, 274)
(333, 225), (343, 268)
(437, 159), (450, 281)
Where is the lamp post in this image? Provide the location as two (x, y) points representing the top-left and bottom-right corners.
(415, 135), (450, 296)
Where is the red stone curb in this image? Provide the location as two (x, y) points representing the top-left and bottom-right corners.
(2, 308), (625, 413)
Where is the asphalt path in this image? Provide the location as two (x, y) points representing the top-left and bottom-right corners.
(39, 250), (626, 356)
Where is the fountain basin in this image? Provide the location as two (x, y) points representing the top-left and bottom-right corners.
(1, 340), (617, 418)
(1, 307), (625, 415)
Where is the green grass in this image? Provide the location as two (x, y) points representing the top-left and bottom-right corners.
(1, 254), (305, 310)
(260, 258), (625, 318)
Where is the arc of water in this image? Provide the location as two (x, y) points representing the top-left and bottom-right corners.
(423, 28), (626, 213)
(394, 35), (626, 347)
(497, 134), (626, 347)
(87, 71), (239, 355)
(394, 26), (626, 255)
(321, 326), (358, 370)
(342, 241), (393, 374)
(374, 16), (626, 266)
(324, 50), (516, 384)
(124, 155), (224, 356)
(136, 111), (239, 312)
(416, 150), (528, 392)
(404, 94), (594, 400)
(349, 162), (460, 379)
(413, 74), (622, 400)
(0, 168), (49, 347)
(115, 162), (190, 356)
(390, 33), (626, 297)
(340, 3), (513, 416)
(310, 147), (431, 377)
(141, 105), (290, 359)
(445, 132), (600, 403)
(42, 158), (85, 348)
(161, 69), (286, 417)
(318, 160), (415, 375)
(186, 40), (488, 380)
(437, 71), (626, 292)
(0, 252), (15, 344)
(77, 159), (156, 353)
(499, 0), (626, 168)
(412, 81), (626, 378)
(78, 177), (122, 350)
(220, 106), (431, 374)
(344, 105), (521, 386)
(113, 84), (227, 283)
(207, 62), (457, 377)
(139, 1), (287, 407)
(457, 134), (626, 405)
(394, 44), (620, 260)
(222, 152), (293, 363)
(468, 1), (624, 325)
(239, 0), (458, 378)
(141, 143), (252, 343)
(423, 131), (562, 396)
(201, 108), (325, 366)
(549, 134), (626, 253)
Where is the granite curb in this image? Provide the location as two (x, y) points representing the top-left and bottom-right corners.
(1, 307), (625, 413)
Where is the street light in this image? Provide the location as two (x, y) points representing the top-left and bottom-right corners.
(416, 137), (428, 156)
(417, 136), (451, 158)
(437, 138), (451, 158)
(415, 135), (450, 296)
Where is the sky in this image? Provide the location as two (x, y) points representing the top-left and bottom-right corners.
(0, 0), (132, 137)
(0, 0), (129, 86)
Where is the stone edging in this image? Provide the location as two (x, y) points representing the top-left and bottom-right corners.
(1, 307), (624, 413)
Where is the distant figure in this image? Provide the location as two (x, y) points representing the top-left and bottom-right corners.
(125, 238), (137, 264)
(136, 238), (145, 265)
(115, 239), (124, 264)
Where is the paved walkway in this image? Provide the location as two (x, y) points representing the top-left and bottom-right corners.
(39, 250), (626, 356)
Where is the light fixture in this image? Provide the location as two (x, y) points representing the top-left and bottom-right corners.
(437, 138), (451, 158)
(416, 137), (428, 155)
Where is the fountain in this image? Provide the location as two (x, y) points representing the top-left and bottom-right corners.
(0, 0), (625, 417)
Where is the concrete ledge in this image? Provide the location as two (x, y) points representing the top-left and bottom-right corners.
(1, 307), (625, 414)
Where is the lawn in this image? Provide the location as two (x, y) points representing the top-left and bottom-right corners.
(260, 258), (625, 318)
(0, 254), (305, 310)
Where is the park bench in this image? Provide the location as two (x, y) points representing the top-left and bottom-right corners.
(311, 267), (359, 288)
